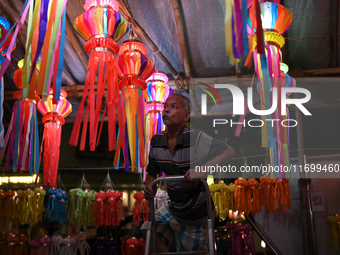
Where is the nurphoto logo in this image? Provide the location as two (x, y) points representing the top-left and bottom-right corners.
(199, 83), (312, 128)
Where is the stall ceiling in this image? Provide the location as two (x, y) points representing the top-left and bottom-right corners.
(0, 0), (339, 121)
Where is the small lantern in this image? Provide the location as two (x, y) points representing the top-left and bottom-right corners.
(144, 71), (174, 161)
(37, 89), (72, 187)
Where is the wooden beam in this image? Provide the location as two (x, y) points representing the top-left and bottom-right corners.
(117, 0), (181, 79)
(171, 0), (192, 78)
(304, 67), (340, 76)
(332, 0), (339, 67)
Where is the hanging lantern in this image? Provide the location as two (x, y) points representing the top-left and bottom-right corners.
(144, 71), (174, 162)
(0, 17), (16, 55)
(70, 0), (129, 152)
(113, 38), (155, 172)
(37, 89), (72, 187)
(247, 0), (293, 179)
(248, 1), (292, 47)
(0, 60), (40, 173)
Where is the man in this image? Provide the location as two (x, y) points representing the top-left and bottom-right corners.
(144, 93), (235, 252)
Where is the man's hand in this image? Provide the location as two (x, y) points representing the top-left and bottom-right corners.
(144, 185), (157, 201)
(183, 169), (199, 183)
(144, 173), (157, 201)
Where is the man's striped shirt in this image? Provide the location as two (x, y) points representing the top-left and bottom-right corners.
(146, 127), (228, 224)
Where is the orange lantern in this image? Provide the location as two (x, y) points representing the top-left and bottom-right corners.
(113, 38), (155, 172)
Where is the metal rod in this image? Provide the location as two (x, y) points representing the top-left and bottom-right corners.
(245, 215), (282, 255)
(146, 176), (214, 255)
(332, 0), (339, 68)
(298, 179), (311, 255)
(307, 181), (318, 254)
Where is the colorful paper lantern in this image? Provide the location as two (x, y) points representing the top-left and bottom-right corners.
(9, 59), (41, 91)
(70, 0), (129, 152)
(37, 89), (72, 187)
(113, 38), (155, 172)
(144, 71), (174, 163)
(0, 60), (40, 173)
(248, 0), (293, 179)
(248, 1), (292, 48)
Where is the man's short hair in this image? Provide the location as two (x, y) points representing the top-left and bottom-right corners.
(168, 94), (190, 112)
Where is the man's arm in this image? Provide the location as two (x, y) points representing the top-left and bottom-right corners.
(205, 146), (235, 167)
(144, 173), (158, 201)
(184, 146), (236, 181)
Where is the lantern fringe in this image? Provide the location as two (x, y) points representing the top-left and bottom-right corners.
(93, 173), (125, 226)
(67, 182), (96, 228)
(117, 87), (146, 172)
(0, 99), (40, 173)
(132, 192), (149, 227)
(0, 76), (4, 148)
(40, 122), (62, 187)
(70, 49), (124, 152)
(44, 187), (68, 225)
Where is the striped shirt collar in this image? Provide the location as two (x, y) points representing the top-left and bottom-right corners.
(161, 125), (188, 149)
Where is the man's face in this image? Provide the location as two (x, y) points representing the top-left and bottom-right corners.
(162, 95), (189, 127)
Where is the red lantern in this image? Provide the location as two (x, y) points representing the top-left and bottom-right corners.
(37, 89), (72, 187)
(70, 0), (129, 152)
(125, 237), (139, 255)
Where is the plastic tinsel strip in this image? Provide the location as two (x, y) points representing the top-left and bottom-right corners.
(70, 50), (123, 152)
(55, 10), (66, 102)
(22, 0), (47, 98)
(0, 77), (4, 148)
(0, 0), (31, 79)
(0, 99), (39, 173)
(37, 0), (68, 99)
(40, 122), (62, 187)
(225, 0), (234, 65)
(234, 74), (255, 137)
(121, 87), (146, 172)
